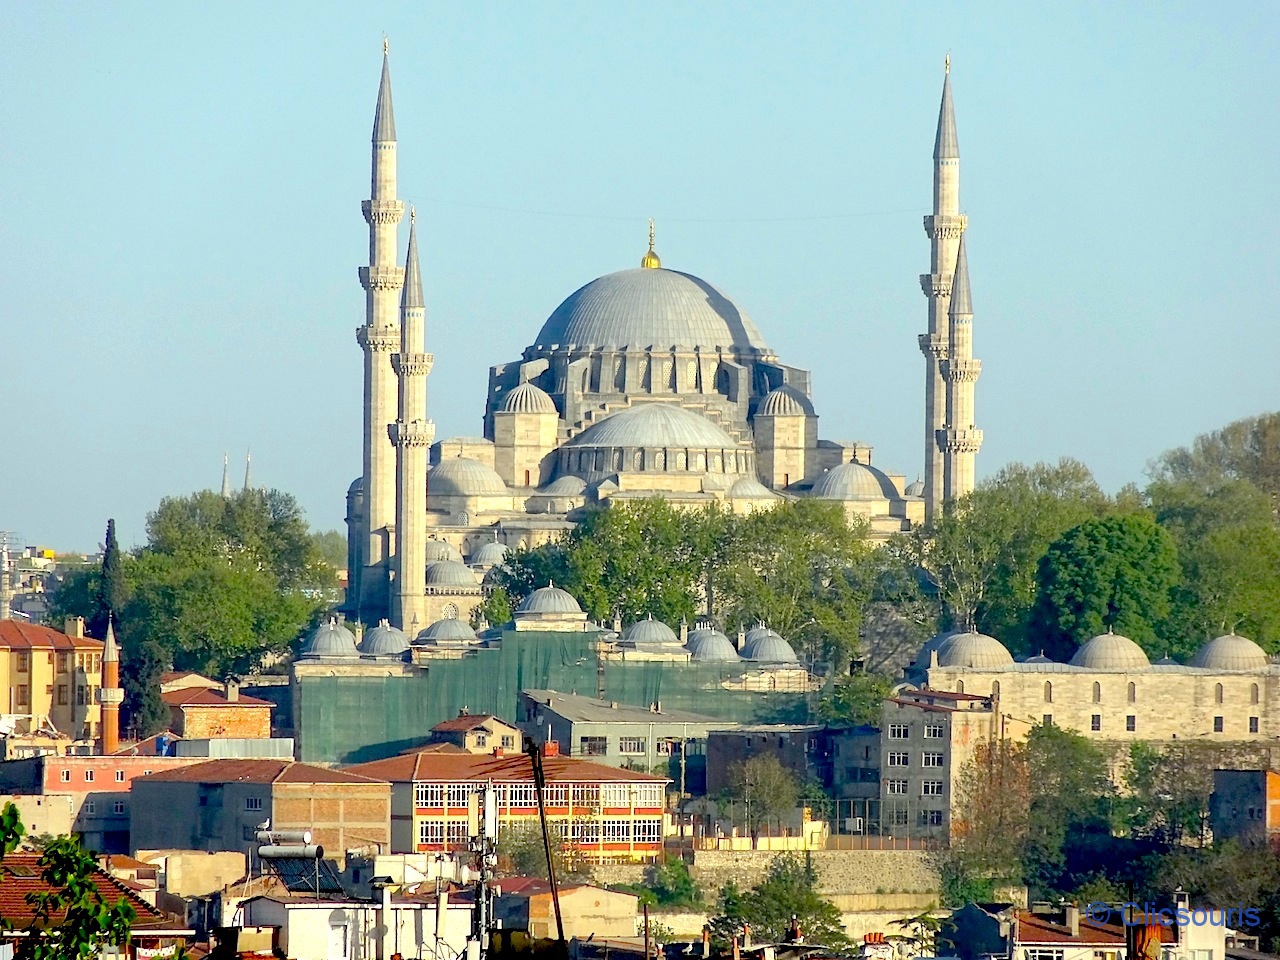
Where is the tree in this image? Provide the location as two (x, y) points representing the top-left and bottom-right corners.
(816, 673), (891, 726)
(121, 640), (169, 739)
(1028, 514), (1181, 660)
(309, 529), (348, 572)
(494, 820), (589, 882)
(1150, 412), (1280, 519)
(892, 908), (943, 955)
(709, 854), (848, 946)
(946, 737), (1030, 899)
(472, 586), (513, 628)
(88, 519), (127, 641)
(723, 754), (802, 832)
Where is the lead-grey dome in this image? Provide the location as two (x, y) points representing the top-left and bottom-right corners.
(532, 268), (768, 353)
(416, 616), (479, 645)
(904, 478), (925, 498)
(742, 628), (799, 663)
(1191, 633), (1268, 671)
(359, 619), (410, 657)
(687, 627), (741, 662)
(810, 462), (899, 501)
(426, 559), (479, 588)
(517, 585), (583, 615)
(426, 540), (465, 564)
(913, 631), (958, 667)
(469, 541), (509, 567)
(429, 458), (509, 497)
(566, 404), (742, 452)
(936, 631), (1014, 669)
(1069, 631), (1151, 670)
(541, 475), (587, 496)
(500, 382), (557, 414)
(622, 616), (680, 646)
(756, 385), (815, 418)
(728, 477), (776, 499)
(304, 618), (359, 658)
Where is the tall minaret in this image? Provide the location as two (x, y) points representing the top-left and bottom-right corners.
(356, 41), (405, 618)
(220, 453), (231, 498)
(390, 212), (434, 632)
(919, 57), (966, 521)
(941, 236), (982, 500)
(98, 618), (122, 755)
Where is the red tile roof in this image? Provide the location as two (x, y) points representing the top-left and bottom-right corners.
(432, 714), (507, 733)
(137, 759), (388, 785)
(1016, 911), (1175, 945)
(161, 688), (273, 708)
(0, 621), (103, 652)
(346, 750), (668, 785)
(0, 853), (171, 929)
(160, 671), (217, 685)
(111, 732), (184, 756)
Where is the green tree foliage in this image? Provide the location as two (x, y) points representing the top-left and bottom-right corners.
(1028, 514), (1181, 660)
(1151, 411), (1280, 519)
(494, 820), (589, 882)
(309, 529), (348, 572)
(710, 854), (848, 946)
(613, 855), (703, 910)
(722, 754), (802, 827)
(472, 585), (513, 628)
(816, 672), (891, 726)
(88, 519), (127, 641)
(121, 640), (169, 739)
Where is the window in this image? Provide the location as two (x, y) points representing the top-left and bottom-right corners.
(580, 737), (607, 757)
(56, 686), (67, 706)
(922, 752), (944, 768)
(84, 801), (96, 815)
(888, 724), (910, 740)
(245, 797), (264, 812)
(1126, 715), (1136, 732)
(506, 783), (537, 808)
(1213, 716), (1224, 733)
(56, 653), (69, 673)
(602, 820), (630, 842)
(924, 810), (944, 826)
(84, 770), (94, 782)
(1250, 717), (1259, 734)
(1215, 683), (1224, 705)
(956, 681), (964, 694)
(15, 686), (28, 707)
(889, 809), (909, 826)
(921, 780), (944, 797)
(633, 783), (663, 807)
(1128, 682), (1137, 704)
(886, 779), (908, 796)
(474, 735), (487, 748)
(1092, 682), (1102, 704)
(1091, 715), (1102, 732)
(76, 687), (86, 706)
(1024, 950), (1065, 960)
(415, 783), (444, 807)
(1043, 681), (1053, 703)
(16, 654), (28, 673)
(115, 770), (126, 783)
(544, 784), (569, 807)
(887, 752), (909, 767)
(1251, 684), (1260, 705)
(45, 685), (53, 697)
(633, 819), (662, 842)
(446, 821), (468, 846)
(418, 820), (445, 845)
(656, 740), (673, 755)
(602, 783), (633, 807)
(501, 735), (515, 749)
(1043, 715), (1054, 727)
(923, 723), (944, 739)
(618, 737), (646, 755)
(112, 801), (126, 815)
(446, 783), (470, 807)
(570, 820), (600, 842)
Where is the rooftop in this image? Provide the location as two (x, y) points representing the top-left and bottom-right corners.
(136, 759), (387, 785)
(432, 713), (509, 733)
(0, 854), (179, 931)
(161, 688), (273, 708)
(346, 749), (669, 785)
(0, 621), (103, 651)
(522, 690), (726, 726)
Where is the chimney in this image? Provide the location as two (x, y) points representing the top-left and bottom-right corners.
(736, 627), (745, 651)
(64, 617), (84, 639)
(225, 681), (239, 702)
(1065, 904), (1080, 937)
(543, 741), (559, 757)
(679, 619), (688, 644)
(651, 700), (661, 714)
(610, 701), (618, 709)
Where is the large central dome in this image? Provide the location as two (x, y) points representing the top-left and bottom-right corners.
(532, 268), (769, 353)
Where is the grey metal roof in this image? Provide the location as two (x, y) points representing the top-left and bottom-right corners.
(1069, 632), (1150, 670)
(540, 475), (587, 496)
(756, 384), (816, 418)
(809, 461), (898, 501)
(500, 382), (556, 414)
(565, 403), (741, 451)
(415, 617), (478, 645)
(425, 539), (465, 563)
(522, 689), (724, 725)
(469, 541), (509, 566)
(428, 457), (509, 497)
(517, 585), (582, 615)
(728, 477), (775, 499)
(934, 71), (958, 161)
(532, 268), (768, 352)
(936, 631), (1014, 669)
(740, 626), (798, 663)
(303, 619), (359, 658)
(425, 559), (479, 587)
(373, 53), (396, 142)
(689, 630), (741, 662)
(359, 619), (410, 657)
(1191, 633), (1269, 671)
(400, 220), (423, 310)
(622, 616), (680, 646)
(949, 236), (972, 316)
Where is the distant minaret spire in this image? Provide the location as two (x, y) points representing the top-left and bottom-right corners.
(940, 236), (982, 501)
(220, 453), (231, 498)
(919, 58), (968, 520)
(243, 450), (252, 492)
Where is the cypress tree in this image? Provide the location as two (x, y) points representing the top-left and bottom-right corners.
(89, 519), (126, 640)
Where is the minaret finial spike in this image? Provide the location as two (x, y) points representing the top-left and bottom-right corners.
(945, 52), (950, 74)
(641, 218), (661, 269)
(384, 36), (389, 57)
(649, 218), (656, 252)
(410, 205), (416, 223)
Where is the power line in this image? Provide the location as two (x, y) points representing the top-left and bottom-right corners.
(418, 196), (920, 224)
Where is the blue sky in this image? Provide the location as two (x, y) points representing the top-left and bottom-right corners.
(2, 3), (1276, 551)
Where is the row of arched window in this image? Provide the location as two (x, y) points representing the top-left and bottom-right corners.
(963, 679), (1262, 706)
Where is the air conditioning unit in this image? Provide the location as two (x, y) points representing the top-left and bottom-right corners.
(844, 817), (864, 834)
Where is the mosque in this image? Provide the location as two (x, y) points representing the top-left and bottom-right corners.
(343, 47), (982, 633)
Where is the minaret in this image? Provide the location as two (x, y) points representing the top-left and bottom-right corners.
(940, 237), (982, 500)
(243, 450), (253, 492)
(919, 56), (966, 521)
(390, 211), (434, 631)
(220, 453), (231, 498)
(356, 40), (406, 618)
(98, 618), (122, 755)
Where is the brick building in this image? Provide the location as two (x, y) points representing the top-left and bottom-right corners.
(162, 686), (273, 739)
(0, 618), (103, 741)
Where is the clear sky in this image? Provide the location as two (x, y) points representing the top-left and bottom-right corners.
(2, 2), (1277, 552)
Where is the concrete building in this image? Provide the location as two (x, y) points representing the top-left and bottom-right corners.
(162, 685), (273, 739)
(130, 759), (391, 861)
(704, 725), (829, 797)
(345, 53), (978, 628)
(428, 712), (521, 754)
(493, 879), (639, 939)
(0, 618), (103, 743)
(1210, 769), (1280, 848)
(345, 747), (669, 863)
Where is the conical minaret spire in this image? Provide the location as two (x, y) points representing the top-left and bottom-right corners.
(98, 617), (122, 755)
(389, 211), (434, 631)
(355, 41), (406, 621)
(919, 58), (968, 520)
(243, 450), (252, 492)
(220, 453), (231, 498)
(940, 236), (982, 502)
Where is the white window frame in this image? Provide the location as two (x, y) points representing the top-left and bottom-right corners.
(887, 724), (910, 740)
(922, 752), (944, 768)
(886, 779), (908, 796)
(921, 780), (944, 797)
(415, 783), (445, 807)
(245, 797), (264, 812)
(923, 723), (945, 739)
(618, 737), (646, 755)
(887, 752), (910, 767)
(418, 820), (445, 845)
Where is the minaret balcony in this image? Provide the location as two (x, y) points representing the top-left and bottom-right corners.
(941, 359), (982, 382)
(392, 353), (435, 377)
(363, 199), (405, 225)
(98, 688), (124, 706)
(389, 419), (436, 447)
(917, 333), (948, 360)
(919, 274), (954, 298)
(923, 214), (967, 239)
(938, 427), (984, 453)
(357, 324), (400, 352)
(359, 265), (406, 291)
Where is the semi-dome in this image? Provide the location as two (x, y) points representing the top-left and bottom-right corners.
(687, 627), (740, 662)
(1069, 631), (1151, 670)
(532, 268), (768, 353)
(566, 404), (743, 452)
(622, 616), (680, 646)
(728, 477), (776, 499)
(426, 559), (479, 588)
(1191, 633), (1268, 671)
(904, 478), (925, 498)
(469, 541), (509, 566)
(756, 384), (816, 418)
(540, 475), (587, 496)
(304, 618), (359, 658)
(809, 462), (899, 501)
(913, 631), (958, 666)
(359, 619), (409, 657)
(1024, 652), (1055, 664)
(500, 382), (557, 414)
(936, 631), (1014, 669)
(517, 585), (583, 615)
(416, 616), (479, 645)
(426, 540), (465, 564)
(429, 458), (509, 497)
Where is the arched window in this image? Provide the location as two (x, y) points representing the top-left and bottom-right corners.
(1252, 683), (1260, 705)
(1092, 682), (1102, 704)
(991, 681), (1000, 699)
(523, 470), (531, 486)
(956, 680), (964, 694)
(1215, 683), (1224, 705)
(1127, 682), (1136, 704)
(1043, 681), (1053, 703)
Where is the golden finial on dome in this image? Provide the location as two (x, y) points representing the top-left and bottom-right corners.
(640, 218), (661, 269)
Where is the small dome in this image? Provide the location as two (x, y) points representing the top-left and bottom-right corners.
(809, 462), (899, 501)
(429, 458), (509, 497)
(1191, 633), (1269, 671)
(517, 585), (583, 615)
(1154, 654), (1180, 666)
(416, 617), (479, 645)
(541, 475), (588, 496)
(689, 629), (740, 662)
(359, 619), (409, 657)
(728, 477), (776, 499)
(304, 618), (359, 658)
(1069, 631), (1151, 670)
(426, 540), (465, 564)
(426, 559), (480, 588)
(622, 616), (680, 646)
(470, 541), (509, 566)
(904, 478), (925, 498)
(744, 631), (799, 664)
(756, 384), (816, 418)
(1023, 652), (1055, 664)
(936, 632), (1014, 669)
(501, 382), (557, 415)
(913, 631), (958, 667)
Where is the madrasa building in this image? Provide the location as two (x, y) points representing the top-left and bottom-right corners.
(344, 48), (982, 632)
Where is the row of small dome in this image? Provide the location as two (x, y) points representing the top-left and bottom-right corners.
(424, 538), (508, 568)
(914, 628), (1273, 672)
(616, 614), (800, 664)
(303, 616), (483, 658)
(498, 379), (817, 420)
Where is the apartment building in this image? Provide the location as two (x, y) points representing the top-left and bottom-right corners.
(0, 618), (103, 740)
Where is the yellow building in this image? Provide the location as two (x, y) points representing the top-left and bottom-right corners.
(0, 618), (103, 742)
